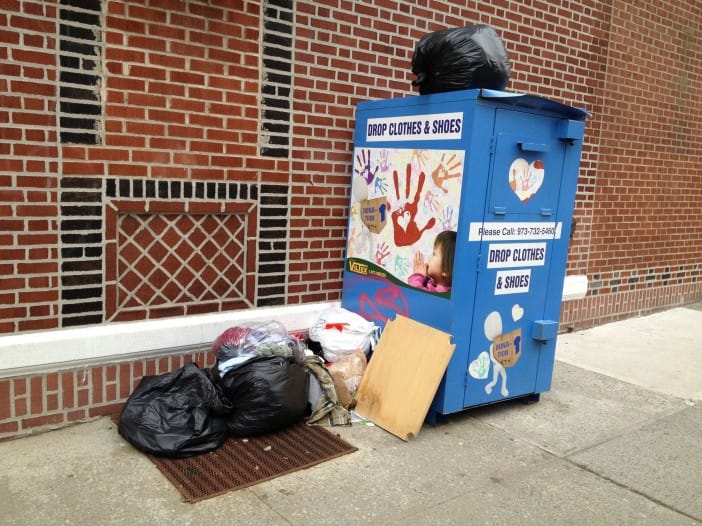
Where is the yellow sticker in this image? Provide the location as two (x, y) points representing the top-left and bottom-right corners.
(492, 328), (522, 368)
(360, 197), (388, 234)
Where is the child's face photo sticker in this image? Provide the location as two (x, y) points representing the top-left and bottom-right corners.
(347, 148), (464, 295)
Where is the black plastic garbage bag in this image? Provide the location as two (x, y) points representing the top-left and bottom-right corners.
(213, 355), (308, 437)
(411, 24), (511, 95)
(118, 362), (231, 457)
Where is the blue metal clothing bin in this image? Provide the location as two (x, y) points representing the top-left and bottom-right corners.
(341, 88), (587, 416)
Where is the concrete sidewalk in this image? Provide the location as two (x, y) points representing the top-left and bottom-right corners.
(1, 304), (700, 525)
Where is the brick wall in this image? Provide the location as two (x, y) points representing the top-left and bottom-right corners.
(0, 346), (215, 438)
(561, 0), (702, 327)
(0, 0), (61, 333)
(1, 0), (701, 438)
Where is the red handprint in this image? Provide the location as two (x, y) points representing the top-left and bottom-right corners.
(387, 163), (436, 247)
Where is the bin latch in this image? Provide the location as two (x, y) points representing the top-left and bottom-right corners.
(558, 120), (586, 142)
(532, 320), (559, 342)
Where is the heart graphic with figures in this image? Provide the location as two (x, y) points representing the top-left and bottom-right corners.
(509, 158), (544, 203)
(468, 351), (490, 379)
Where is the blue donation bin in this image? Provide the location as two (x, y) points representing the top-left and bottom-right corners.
(341, 88), (587, 417)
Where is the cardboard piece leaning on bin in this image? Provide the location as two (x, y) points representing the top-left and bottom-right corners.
(354, 315), (455, 441)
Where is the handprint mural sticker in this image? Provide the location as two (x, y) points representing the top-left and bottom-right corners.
(431, 152), (463, 193)
(508, 158), (545, 203)
(355, 148), (378, 185)
(388, 163), (436, 247)
(345, 147), (464, 290)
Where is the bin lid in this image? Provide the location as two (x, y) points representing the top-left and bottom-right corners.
(480, 89), (589, 121)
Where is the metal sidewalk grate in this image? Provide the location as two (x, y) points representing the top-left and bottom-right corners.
(142, 421), (357, 502)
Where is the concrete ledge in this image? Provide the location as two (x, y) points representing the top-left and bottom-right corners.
(0, 302), (337, 378)
(562, 274), (588, 301)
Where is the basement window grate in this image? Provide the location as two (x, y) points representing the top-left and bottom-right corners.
(58, 0), (103, 145)
(260, 0), (293, 158)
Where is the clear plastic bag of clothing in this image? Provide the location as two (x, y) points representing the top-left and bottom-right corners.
(213, 321), (305, 376)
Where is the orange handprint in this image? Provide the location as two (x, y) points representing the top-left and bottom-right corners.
(430, 153), (462, 193)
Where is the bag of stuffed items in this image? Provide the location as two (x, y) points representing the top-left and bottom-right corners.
(210, 321), (308, 437)
(118, 322), (309, 457)
(118, 362), (231, 457)
(411, 24), (511, 95)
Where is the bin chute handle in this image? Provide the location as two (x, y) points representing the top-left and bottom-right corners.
(518, 142), (549, 152)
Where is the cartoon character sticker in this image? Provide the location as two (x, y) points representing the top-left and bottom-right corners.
(468, 303), (525, 398)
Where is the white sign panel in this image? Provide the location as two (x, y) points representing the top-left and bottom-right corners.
(469, 222), (562, 241)
(487, 242), (547, 268)
(494, 269), (531, 295)
(366, 112), (463, 142)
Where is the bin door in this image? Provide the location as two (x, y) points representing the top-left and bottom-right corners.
(463, 111), (567, 406)
(488, 110), (567, 220)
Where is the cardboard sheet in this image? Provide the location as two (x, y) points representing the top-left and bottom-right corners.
(354, 315), (455, 441)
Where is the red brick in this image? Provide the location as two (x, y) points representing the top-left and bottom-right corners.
(29, 376), (43, 414)
(119, 363), (132, 399)
(91, 368), (103, 404)
(88, 403), (122, 418)
(158, 357), (169, 374)
(13, 378), (27, 396)
(105, 384), (117, 403)
(67, 409), (87, 422)
(22, 413), (64, 430)
(46, 393), (58, 412)
(77, 388), (89, 407)
(0, 421), (19, 435)
(0, 381), (11, 420)
(61, 372), (75, 409)
(14, 398), (27, 417)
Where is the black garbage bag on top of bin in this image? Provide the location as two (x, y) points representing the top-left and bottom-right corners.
(212, 355), (308, 437)
(411, 24), (511, 95)
(117, 362), (231, 457)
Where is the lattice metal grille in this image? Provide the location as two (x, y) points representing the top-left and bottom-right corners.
(115, 212), (252, 316)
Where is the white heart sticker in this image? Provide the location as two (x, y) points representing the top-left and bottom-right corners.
(396, 210), (411, 232)
(468, 351), (491, 379)
(512, 304), (524, 322)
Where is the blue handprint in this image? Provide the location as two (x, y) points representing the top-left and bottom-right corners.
(374, 175), (388, 195)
